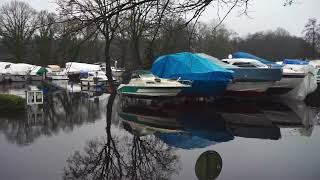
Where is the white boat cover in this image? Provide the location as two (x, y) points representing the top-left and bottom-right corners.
(0, 62), (13, 74)
(282, 65), (318, 101)
(47, 65), (62, 72)
(6, 63), (34, 75)
(309, 60), (320, 69)
(0, 62), (45, 76)
(65, 62), (101, 73)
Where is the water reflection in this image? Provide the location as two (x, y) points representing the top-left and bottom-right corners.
(0, 83), (108, 146)
(1, 82), (320, 179)
(63, 95), (320, 180)
(63, 94), (180, 180)
(118, 97), (320, 150)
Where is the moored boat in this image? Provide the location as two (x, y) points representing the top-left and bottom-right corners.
(198, 54), (282, 95)
(117, 70), (190, 97)
(47, 65), (69, 80)
(230, 53), (317, 100)
(267, 59), (317, 98)
(65, 62), (102, 81)
(151, 52), (233, 97)
(1, 63), (46, 82)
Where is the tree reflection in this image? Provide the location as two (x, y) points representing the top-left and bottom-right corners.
(0, 90), (105, 146)
(63, 94), (180, 180)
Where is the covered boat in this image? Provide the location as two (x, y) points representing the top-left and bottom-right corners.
(65, 62), (106, 81)
(1, 63), (45, 82)
(198, 53), (282, 94)
(151, 52), (233, 97)
(47, 65), (69, 80)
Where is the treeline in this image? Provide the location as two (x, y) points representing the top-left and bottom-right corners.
(0, 1), (319, 69)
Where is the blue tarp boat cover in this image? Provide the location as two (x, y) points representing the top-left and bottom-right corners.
(283, 59), (309, 65)
(157, 114), (233, 149)
(157, 131), (233, 149)
(151, 52), (233, 81)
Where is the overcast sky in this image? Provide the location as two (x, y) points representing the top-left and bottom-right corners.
(0, 0), (319, 37)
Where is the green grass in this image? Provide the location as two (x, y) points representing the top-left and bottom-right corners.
(0, 94), (25, 112)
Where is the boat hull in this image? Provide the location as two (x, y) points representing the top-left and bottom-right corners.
(180, 80), (229, 97)
(30, 75), (44, 81)
(49, 75), (69, 80)
(267, 76), (305, 95)
(226, 82), (273, 92)
(6, 75), (28, 82)
(230, 68), (282, 82)
(118, 85), (186, 97)
(224, 82), (273, 96)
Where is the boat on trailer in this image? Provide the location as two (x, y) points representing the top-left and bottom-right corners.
(268, 59), (317, 96)
(117, 70), (190, 97)
(198, 54), (282, 95)
(229, 53), (317, 100)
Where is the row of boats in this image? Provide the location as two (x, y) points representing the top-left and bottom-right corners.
(0, 61), (124, 83)
(118, 52), (320, 100)
(1, 51), (319, 101)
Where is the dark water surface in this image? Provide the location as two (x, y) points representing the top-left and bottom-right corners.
(0, 82), (320, 180)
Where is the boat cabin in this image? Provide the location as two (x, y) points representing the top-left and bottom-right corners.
(222, 58), (269, 68)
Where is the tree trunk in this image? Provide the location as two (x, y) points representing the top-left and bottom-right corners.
(312, 27), (315, 58)
(129, 36), (143, 70)
(104, 39), (116, 93)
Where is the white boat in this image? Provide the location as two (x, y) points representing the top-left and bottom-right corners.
(222, 57), (316, 98)
(65, 62), (104, 81)
(221, 58), (270, 68)
(99, 61), (125, 81)
(270, 66), (306, 90)
(268, 62), (317, 100)
(309, 60), (320, 83)
(111, 66), (125, 80)
(47, 65), (69, 80)
(80, 71), (115, 86)
(198, 54), (281, 95)
(1, 63), (45, 82)
(117, 70), (190, 97)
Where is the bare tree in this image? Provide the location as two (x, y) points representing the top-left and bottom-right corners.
(34, 10), (58, 65)
(303, 18), (320, 58)
(56, 0), (251, 91)
(0, 0), (38, 62)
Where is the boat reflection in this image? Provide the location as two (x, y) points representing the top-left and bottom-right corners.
(118, 98), (319, 149)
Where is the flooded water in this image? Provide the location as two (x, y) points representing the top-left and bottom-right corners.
(0, 82), (320, 180)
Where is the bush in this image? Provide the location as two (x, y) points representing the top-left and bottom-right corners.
(0, 94), (25, 111)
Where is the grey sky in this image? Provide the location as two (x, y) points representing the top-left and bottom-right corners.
(1, 0), (319, 37)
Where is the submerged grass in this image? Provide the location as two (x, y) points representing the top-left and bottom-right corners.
(0, 94), (25, 112)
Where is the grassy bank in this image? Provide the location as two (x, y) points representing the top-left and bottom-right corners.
(0, 94), (25, 112)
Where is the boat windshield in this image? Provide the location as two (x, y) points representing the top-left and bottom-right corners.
(139, 73), (154, 78)
(134, 70), (155, 78)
